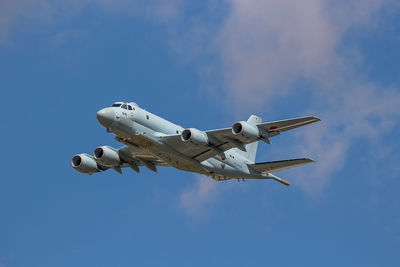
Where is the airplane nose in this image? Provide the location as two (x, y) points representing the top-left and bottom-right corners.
(97, 108), (115, 128)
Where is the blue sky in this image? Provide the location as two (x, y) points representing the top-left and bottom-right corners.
(0, 1), (399, 266)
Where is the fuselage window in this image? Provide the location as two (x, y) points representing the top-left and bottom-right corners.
(146, 115), (149, 120)
(112, 103), (121, 107)
(121, 104), (127, 109)
(128, 105), (132, 110)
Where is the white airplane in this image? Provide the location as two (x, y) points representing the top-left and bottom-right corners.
(71, 102), (320, 186)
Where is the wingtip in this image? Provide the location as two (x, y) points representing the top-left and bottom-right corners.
(299, 158), (315, 163)
(312, 116), (321, 122)
(280, 179), (291, 186)
(271, 176), (291, 186)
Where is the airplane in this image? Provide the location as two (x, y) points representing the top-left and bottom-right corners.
(71, 102), (320, 186)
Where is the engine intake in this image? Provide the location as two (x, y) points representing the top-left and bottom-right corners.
(232, 121), (259, 139)
(71, 154), (99, 175)
(181, 128), (209, 146)
(93, 146), (121, 167)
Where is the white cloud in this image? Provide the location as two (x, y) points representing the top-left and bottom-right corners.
(292, 82), (400, 193)
(1, 0), (398, 195)
(144, 0), (183, 21)
(217, 0), (339, 107)
(0, 0), (183, 44)
(214, 0), (399, 110)
(208, 0), (400, 193)
(180, 175), (219, 217)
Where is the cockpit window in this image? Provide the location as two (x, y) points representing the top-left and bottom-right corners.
(121, 104), (128, 109)
(112, 103), (121, 107)
(128, 105), (132, 110)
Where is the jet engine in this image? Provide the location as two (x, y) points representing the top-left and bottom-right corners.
(71, 154), (100, 174)
(181, 128), (209, 146)
(93, 146), (121, 167)
(232, 121), (259, 139)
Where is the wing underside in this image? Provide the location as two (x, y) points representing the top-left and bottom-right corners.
(248, 158), (314, 173)
(161, 116), (320, 162)
(96, 145), (169, 174)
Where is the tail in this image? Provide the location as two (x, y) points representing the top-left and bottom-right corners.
(237, 115), (262, 163)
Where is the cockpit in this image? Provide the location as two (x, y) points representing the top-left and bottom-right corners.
(111, 102), (138, 110)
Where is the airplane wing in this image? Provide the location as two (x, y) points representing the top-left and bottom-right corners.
(256, 116), (320, 137)
(247, 158), (314, 173)
(162, 116), (320, 162)
(72, 144), (170, 175)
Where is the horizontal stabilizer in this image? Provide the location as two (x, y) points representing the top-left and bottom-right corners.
(248, 158), (314, 173)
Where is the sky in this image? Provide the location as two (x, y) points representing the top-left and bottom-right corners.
(0, 0), (400, 266)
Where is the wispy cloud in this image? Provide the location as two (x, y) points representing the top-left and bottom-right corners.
(215, 0), (397, 109)
(217, 0), (338, 107)
(0, 0), (183, 44)
(169, 0), (400, 194)
(1, 0), (398, 195)
(180, 175), (219, 217)
(294, 83), (400, 193)
(208, 0), (400, 193)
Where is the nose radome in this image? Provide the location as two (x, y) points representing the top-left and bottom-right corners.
(97, 108), (115, 128)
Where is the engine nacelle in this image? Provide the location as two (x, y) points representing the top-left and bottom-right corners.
(93, 146), (121, 167)
(71, 154), (99, 175)
(181, 128), (209, 146)
(232, 121), (259, 139)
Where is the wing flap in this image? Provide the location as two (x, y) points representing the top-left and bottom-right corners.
(248, 158), (314, 173)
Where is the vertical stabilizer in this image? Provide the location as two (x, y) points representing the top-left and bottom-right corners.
(236, 115), (261, 163)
